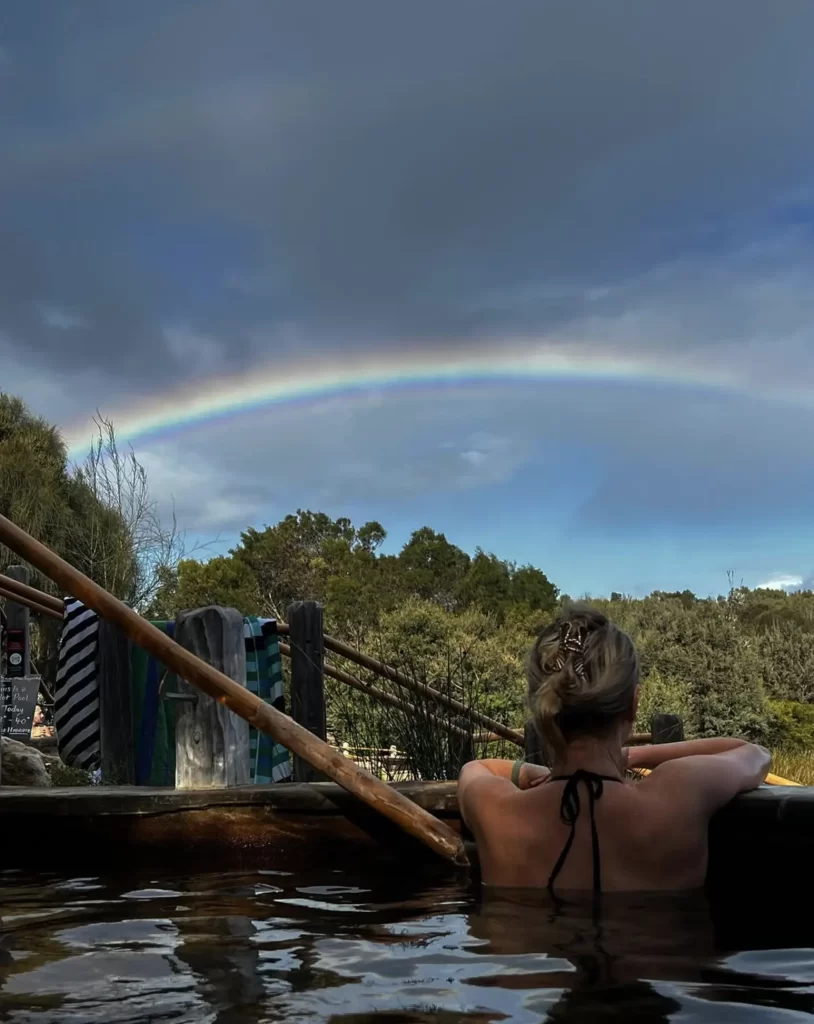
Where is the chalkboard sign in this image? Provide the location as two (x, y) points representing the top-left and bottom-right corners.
(1, 676), (40, 738)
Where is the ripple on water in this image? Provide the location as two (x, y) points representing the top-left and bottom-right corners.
(0, 871), (811, 1023)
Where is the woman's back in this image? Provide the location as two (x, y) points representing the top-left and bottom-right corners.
(458, 603), (771, 902)
(461, 741), (771, 900)
(469, 771), (708, 893)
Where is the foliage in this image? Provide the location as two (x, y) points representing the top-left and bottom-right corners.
(5, 388), (814, 762)
(73, 415), (191, 610)
(144, 504), (814, 753)
(328, 603), (521, 779)
(147, 556), (260, 620)
(1, 395), (188, 689)
(765, 700), (814, 752)
(633, 668), (691, 733)
(152, 511), (559, 632)
(0, 394), (100, 585)
(770, 749), (814, 786)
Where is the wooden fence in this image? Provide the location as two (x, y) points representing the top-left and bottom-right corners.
(2, 572), (672, 785)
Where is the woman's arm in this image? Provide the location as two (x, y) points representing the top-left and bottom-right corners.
(457, 759), (550, 828)
(627, 737), (750, 771)
(459, 758), (550, 790)
(638, 740), (771, 816)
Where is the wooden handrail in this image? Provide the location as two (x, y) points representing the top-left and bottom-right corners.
(0, 574), (63, 617)
(279, 622), (522, 744)
(281, 641), (482, 744)
(283, 628), (651, 750)
(318, 633), (525, 746)
(0, 581), (62, 621)
(0, 512), (469, 867)
(4, 579), (773, 780)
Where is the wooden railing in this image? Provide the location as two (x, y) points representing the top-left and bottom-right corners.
(1, 577), (800, 787)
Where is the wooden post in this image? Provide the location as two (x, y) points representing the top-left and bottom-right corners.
(651, 713), (684, 745)
(3, 566), (30, 678)
(288, 601), (326, 783)
(97, 619), (135, 785)
(0, 511), (469, 865)
(174, 606), (250, 789)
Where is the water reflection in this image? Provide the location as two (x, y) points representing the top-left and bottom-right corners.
(0, 868), (811, 1022)
(469, 889), (711, 1022)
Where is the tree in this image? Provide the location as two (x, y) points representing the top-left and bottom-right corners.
(510, 564), (558, 614)
(72, 415), (191, 609)
(1, 394), (89, 582)
(0, 397), (144, 594)
(690, 608), (767, 739)
(235, 511), (390, 620)
(397, 527), (470, 608)
(458, 549), (512, 617)
(356, 521), (386, 553)
(147, 555), (260, 620)
(0, 395), (159, 690)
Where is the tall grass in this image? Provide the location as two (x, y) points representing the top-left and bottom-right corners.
(327, 639), (515, 781)
(770, 749), (814, 785)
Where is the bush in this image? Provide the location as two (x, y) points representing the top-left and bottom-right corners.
(634, 669), (691, 732)
(765, 700), (814, 752)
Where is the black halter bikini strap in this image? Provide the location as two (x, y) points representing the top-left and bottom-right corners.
(546, 770), (622, 922)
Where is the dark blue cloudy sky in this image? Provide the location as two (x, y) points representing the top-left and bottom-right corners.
(3, 1), (814, 597)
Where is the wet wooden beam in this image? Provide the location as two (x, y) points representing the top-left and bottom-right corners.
(0, 780), (809, 884)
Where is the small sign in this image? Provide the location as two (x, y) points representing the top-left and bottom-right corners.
(1, 676), (40, 739)
(5, 628), (26, 678)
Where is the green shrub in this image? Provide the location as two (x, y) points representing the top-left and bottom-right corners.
(765, 700), (814, 751)
(634, 669), (691, 733)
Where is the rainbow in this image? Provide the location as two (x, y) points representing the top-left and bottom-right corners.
(62, 341), (810, 458)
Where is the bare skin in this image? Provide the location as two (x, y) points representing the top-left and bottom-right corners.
(458, 707), (771, 892)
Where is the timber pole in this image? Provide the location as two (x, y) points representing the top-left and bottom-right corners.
(316, 632), (524, 746)
(0, 513), (468, 867)
(280, 642), (481, 743)
(0, 573), (63, 616)
(0, 581), (62, 621)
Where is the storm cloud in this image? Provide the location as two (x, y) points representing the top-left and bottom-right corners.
(3, 0), (814, 594)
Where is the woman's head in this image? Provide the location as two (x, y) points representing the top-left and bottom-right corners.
(527, 604), (639, 761)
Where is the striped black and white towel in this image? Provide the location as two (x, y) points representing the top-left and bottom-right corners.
(54, 597), (101, 770)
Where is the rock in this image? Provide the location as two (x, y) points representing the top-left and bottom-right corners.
(1, 737), (52, 787)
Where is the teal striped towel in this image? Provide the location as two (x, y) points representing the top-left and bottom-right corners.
(243, 617), (292, 783)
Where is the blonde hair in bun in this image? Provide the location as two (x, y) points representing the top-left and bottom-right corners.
(526, 604), (639, 761)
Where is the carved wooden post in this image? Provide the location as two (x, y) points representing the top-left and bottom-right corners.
(4, 566), (30, 678)
(97, 619), (135, 784)
(174, 606), (250, 789)
(651, 713), (684, 745)
(288, 601), (326, 783)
